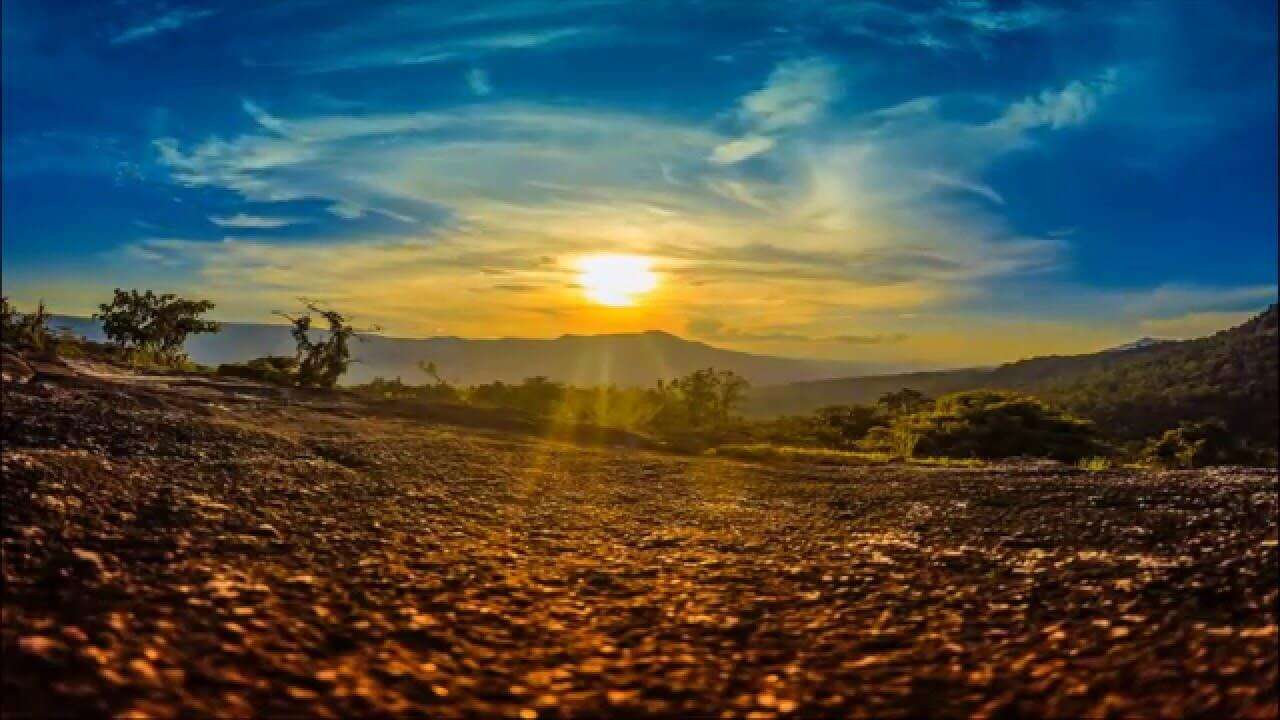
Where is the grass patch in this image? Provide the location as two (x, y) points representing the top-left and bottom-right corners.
(709, 443), (983, 468)
(1077, 456), (1113, 472)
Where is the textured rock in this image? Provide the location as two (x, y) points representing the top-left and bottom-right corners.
(2, 362), (1276, 719)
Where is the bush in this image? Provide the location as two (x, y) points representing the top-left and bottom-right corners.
(877, 388), (932, 417)
(352, 375), (462, 403)
(812, 404), (885, 449)
(216, 356), (299, 386)
(862, 389), (1104, 463)
(94, 289), (220, 366)
(469, 376), (566, 417)
(650, 369), (749, 435)
(1140, 419), (1237, 469)
(1, 298), (55, 355)
(1077, 456), (1113, 472)
(278, 302), (368, 388)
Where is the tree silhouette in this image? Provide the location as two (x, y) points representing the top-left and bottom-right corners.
(276, 301), (375, 388)
(94, 289), (219, 363)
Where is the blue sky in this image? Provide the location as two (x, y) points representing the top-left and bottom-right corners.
(3, 0), (1276, 365)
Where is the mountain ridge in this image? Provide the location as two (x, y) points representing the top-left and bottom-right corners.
(48, 315), (897, 387)
(747, 305), (1278, 448)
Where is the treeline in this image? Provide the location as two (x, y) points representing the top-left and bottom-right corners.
(351, 367), (750, 451)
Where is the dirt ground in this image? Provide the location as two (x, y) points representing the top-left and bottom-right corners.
(2, 365), (1276, 719)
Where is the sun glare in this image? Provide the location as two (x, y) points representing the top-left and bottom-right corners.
(577, 254), (658, 307)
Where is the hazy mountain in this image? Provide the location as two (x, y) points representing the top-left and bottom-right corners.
(1104, 337), (1169, 353)
(746, 306), (1277, 423)
(49, 316), (890, 387)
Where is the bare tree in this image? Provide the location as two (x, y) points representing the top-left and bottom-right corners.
(276, 301), (377, 388)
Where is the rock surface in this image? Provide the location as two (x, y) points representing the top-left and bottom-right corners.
(2, 365), (1276, 719)
(0, 350), (34, 384)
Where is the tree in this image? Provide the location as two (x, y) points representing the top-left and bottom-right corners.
(469, 376), (566, 417)
(877, 388), (931, 417)
(1140, 419), (1236, 469)
(419, 360), (447, 386)
(652, 368), (750, 433)
(277, 302), (370, 388)
(813, 404), (885, 449)
(94, 289), (219, 364)
(863, 389), (1104, 462)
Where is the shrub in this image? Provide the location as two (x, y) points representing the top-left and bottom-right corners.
(94, 289), (220, 366)
(216, 356), (299, 386)
(352, 374), (463, 403)
(862, 389), (1104, 463)
(1140, 419), (1236, 469)
(277, 302), (369, 389)
(812, 404), (886, 449)
(0, 298), (54, 354)
(469, 376), (566, 417)
(1077, 456), (1113, 472)
(650, 369), (749, 434)
(877, 388), (932, 417)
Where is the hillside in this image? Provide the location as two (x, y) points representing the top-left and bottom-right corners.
(745, 339), (1174, 416)
(748, 306), (1278, 447)
(49, 316), (886, 387)
(1043, 304), (1278, 445)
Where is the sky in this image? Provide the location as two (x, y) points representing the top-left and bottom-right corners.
(3, 0), (1276, 367)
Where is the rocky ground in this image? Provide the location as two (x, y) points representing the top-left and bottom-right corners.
(2, 359), (1277, 719)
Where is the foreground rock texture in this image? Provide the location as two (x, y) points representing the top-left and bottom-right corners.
(2, 366), (1277, 719)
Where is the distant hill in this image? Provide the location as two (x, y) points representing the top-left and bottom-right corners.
(1103, 337), (1169, 353)
(746, 337), (1174, 416)
(48, 316), (888, 387)
(1041, 304), (1278, 446)
(748, 305), (1278, 447)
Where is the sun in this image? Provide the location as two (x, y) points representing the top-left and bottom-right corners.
(577, 254), (658, 307)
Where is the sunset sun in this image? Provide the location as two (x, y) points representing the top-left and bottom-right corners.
(577, 254), (657, 307)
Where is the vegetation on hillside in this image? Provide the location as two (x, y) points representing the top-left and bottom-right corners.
(350, 366), (752, 450)
(859, 390), (1103, 463)
(5, 293), (1275, 467)
(1043, 305), (1278, 459)
(743, 305), (1277, 467)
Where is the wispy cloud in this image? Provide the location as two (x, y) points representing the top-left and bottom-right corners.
(921, 170), (1005, 205)
(832, 0), (1060, 54)
(739, 57), (840, 132)
(709, 135), (775, 165)
(111, 7), (217, 46)
(832, 332), (909, 345)
(209, 213), (305, 229)
(687, 317), (909, 345)
(711, 57), (838, 164)
(992, 68), (1120, 132)
(290, 26), (603, 74)
(145, 64), (1124, 341)
(1120, 283), (1277, 318)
